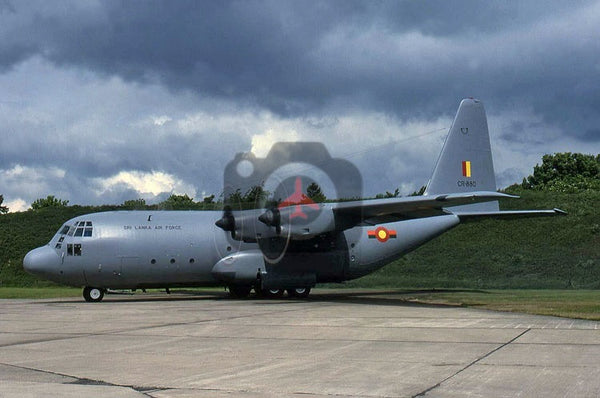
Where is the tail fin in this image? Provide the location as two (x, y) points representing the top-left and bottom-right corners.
(425, 98), (498, 212)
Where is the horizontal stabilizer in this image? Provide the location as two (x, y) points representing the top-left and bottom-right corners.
(453, 208), (567, 221)
(332, 191), (518, 221)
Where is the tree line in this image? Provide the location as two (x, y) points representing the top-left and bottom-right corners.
(1, 153), (598, 213)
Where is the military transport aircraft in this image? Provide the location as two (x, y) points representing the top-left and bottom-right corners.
(23, 99), (564, 302)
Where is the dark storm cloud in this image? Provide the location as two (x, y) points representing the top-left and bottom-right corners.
(1, 0), (599, 210)
(2, 0), (599, 142)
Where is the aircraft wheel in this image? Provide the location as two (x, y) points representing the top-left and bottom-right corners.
(83, 287), (104, 302)
(261, 288), (285, 298)
(287, 287), (311, 298)
(228, 285), (252, 299)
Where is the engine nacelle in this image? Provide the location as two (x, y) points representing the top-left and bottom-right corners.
(261, 205), (336, 240)
(216, 209), (278, 242)
(216, 206), (337, 241)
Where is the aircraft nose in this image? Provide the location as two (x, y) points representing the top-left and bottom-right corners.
(23, 246), (60, 278)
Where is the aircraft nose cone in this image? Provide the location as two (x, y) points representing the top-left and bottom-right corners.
(23, 246), (60, 278)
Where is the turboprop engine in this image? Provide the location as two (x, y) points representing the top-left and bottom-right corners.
(215, 204), (336, 241)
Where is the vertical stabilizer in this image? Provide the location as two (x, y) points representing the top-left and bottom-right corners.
(425, 98), (498, 212)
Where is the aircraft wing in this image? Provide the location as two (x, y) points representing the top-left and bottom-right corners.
(332, 191), (519, 222)
(222, 191), (565, 241)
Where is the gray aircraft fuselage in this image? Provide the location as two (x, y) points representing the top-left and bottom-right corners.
(24, 209), (459, 290)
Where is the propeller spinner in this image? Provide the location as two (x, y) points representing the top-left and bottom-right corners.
(258, 207), (281, 234)
(215, 206), (236, 238)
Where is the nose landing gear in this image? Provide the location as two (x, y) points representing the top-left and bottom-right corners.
(83, 286), (105, 302)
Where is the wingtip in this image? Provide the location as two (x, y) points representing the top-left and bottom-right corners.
(553, 208), (568, 216)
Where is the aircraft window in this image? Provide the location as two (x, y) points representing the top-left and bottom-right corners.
(189, 258), (195, 264)
(55, 243), (62, 249)
(74, 244), (82, 256)
(150, 259), (156, 264)
(67, 244), (73, 256)
(58, 237), (64, 243)
(170, 258), (176, 264)
(65, 221), (94, 237)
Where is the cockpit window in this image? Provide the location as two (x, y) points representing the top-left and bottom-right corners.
(65, 221), (93, 238)
(57, 221), (94, 252)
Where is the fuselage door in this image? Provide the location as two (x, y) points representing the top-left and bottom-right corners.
(118, 256), (140, 284)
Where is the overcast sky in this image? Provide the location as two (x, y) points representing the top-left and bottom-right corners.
(1, 0), (599, 211)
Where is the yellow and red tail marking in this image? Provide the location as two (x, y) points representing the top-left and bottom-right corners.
(462, 160), (472, 178)
(367, 226), (397, 243)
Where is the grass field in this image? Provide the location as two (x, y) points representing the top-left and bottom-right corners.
(0, 287), (81, 299)
(2, 287), (598, 321)
(398, 289), (600, 321)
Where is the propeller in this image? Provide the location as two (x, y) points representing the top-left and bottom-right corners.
(215, 206), (236, 238)
(258, 207), (281, 235)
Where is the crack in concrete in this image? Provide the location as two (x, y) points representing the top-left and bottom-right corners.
(0, 303), (340, 396)
(2, 361), (379, 398)
(412, 328), (531, 397)
(0, 362), (166, 397)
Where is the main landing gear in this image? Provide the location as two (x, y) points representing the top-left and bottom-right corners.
(287, 287), (311, 298)
(83, 286), (105, 302)
(228, 285), (253, 299)
(260, 288), (285, 298)
(227, 286), (311, 299)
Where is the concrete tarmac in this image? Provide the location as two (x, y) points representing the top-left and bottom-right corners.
(1, 289), (599, 397)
